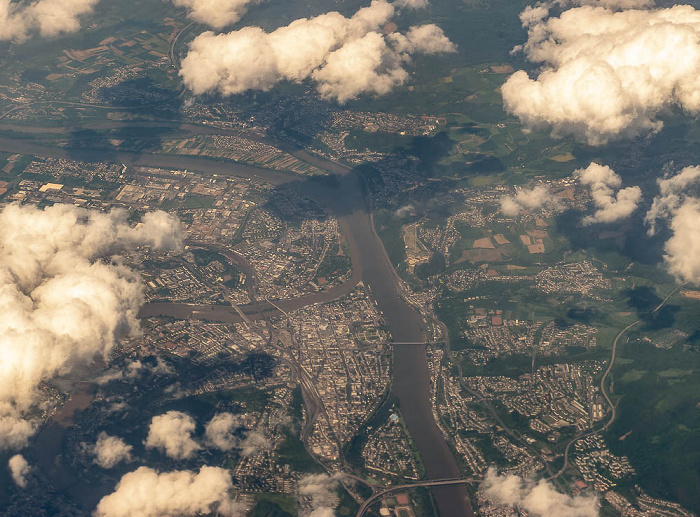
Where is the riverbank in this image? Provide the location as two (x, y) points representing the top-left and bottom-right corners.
(0, 127), (473, 516)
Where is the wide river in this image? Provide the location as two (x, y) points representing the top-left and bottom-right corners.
(0, 128), (473, 516)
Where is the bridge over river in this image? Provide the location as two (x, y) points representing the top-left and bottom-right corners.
(0, 122), (473, 517)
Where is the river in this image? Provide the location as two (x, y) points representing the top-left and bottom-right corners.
(0, 126), (472, 516)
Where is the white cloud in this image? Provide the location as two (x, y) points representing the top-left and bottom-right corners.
(0, 0), (98, 42)
(125, 360), (145, 378)
(576, 163), (641, 224)
(0, 418), (35, 451)
(179, 0), (455, 103)
(576, 0), (653, 8)
(204, 413), (272, 455)
(389, 23), (456, 54)
(312, 32), (409, 103)
(97, 358), (173, 384)
(394, 0), (430, 9)
(239, 430), (270, 456)
(503, 4), (700, 145)
(500, 185), (559, 216)
(93, 432), (133, 469)
(8, 454), (31, 488)
(104, 402), (129, 414)
(298, 473), (344, 517)
(480, 467), (598, 517)
(96, 369), (124, 385)
(94, 466), (245, 517)
(0, 204), (181, 450)
(204, 412), (242, 451)
(645, 165), (700, 235)
(518, 4), (551, 25)
(524, 0), (655, 21)
(645, 166), (700, 285)
(145, 411), (201, 459)
(664, 198), (700, 285)
(172, 0), (258, 29)
(662, 199), (700, 286)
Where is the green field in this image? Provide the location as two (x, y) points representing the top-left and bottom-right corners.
(251, 494), (297, 517)
(1, 0), (698, 513)
(608, 339), (700, 514)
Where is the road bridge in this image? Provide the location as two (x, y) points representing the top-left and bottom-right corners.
(355, 478), (478, 517)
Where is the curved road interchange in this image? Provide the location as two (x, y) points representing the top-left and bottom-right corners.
(2, 117), (681, 516)
(0, 121), (472, 516)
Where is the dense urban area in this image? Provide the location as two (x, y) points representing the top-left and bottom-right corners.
(0, 1), (698, 517)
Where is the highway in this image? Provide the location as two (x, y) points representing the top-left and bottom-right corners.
(548, 282), (685, 481)
(0, 120), (473, 516)
(548, 319), (639, 481)
(168, 21), (195, 68)
(437, 313), (561, 485)
(3, 99), (691, 516)
(355, 478), (478, 517)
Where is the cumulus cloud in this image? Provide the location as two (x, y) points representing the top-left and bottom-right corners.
(312, 32), (409, 103)
(572, 0), (653, 8)
(661, 200), (700, 286)
(0, 0), (98, 42)
(394, 0), (430, 8)
(172, 0), (258, 29)
(480, 467), (598, 517)
(0, 419), (35, 451)
(580, 0), (654, 7)
(96, 369), (124, 385)
(93, 432), (133, 469)
(298, 473), (344, 517)
(389, 23), (456, 54)
(0, 204), (182, 450)
(518, 4), (551, 25)
(645, 166), (700, 234)
(503, 4), (700, 145)
(645, 166), (700, 285)
(205, 412), (243, 451)
(97, 357), (173, 384)
(8, 454), (31, 488)
(500, 185), (559, 216)
(575, 163), (641, 224)
(145, 411), (201, 459)
(239, 430), (270, 456)
(179, 0), (455, 102)
(119, 360), (147, 380)
(203, 413), (271, 455)
(104, 401), (129, 414)
(94, 466), (245, 517)
(520, 0), (654, 24)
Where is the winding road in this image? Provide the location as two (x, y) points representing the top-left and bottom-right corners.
(548, 282), (685, 480)
(0, 121), (473, 516)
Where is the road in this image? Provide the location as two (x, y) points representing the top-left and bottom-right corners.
(0, 100), (133, 120)
(6, 116), (690, 514)
(599, 320), (641, 430)
(140, 246), (362, 323)
(548, 319), (639, 480)
(0, 122), (473, 516)
(168, 21), (195, 68)
(436, 315), (561, 485)
(549, 282), (685, 480)
(355, 478), (478, 517)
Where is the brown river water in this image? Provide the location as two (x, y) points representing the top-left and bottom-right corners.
(0, 129), (473, 516)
